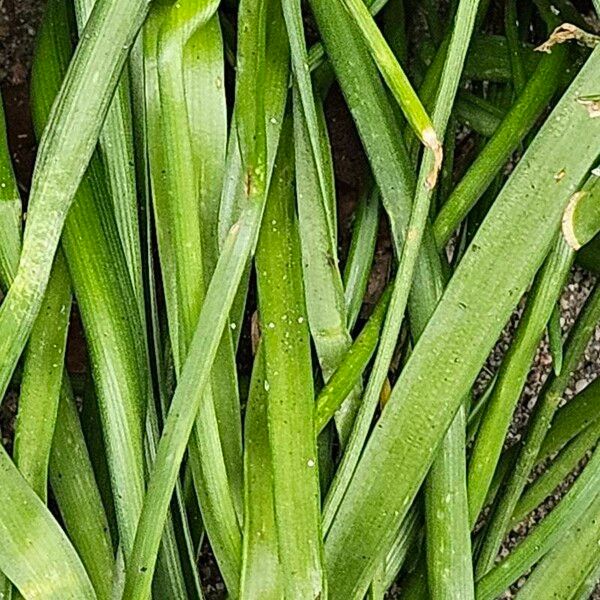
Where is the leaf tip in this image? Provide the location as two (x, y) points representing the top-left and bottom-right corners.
(423, 127), (443, 190)
(561, 190), (587, 250)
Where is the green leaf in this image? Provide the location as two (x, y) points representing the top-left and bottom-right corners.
(433, 44), (569, 248)
(0, 0), (151, 402)
(510, 421), (599, 527)
(562, 173), (600, 250)
(14, 253), (71, 501)
(255, 118), (326, 598)
(324, 44), (600, 599)
(73, 0), (143, 304)
(514, 491), (600, 599)
(31, 0), (147, 558)
(0, 53), (112, 600)
(315, 286), (391, 433)
(184, 15), (243, 515)
(477, 279), (600, 575)
(0, 98), (21, 291)
(538, 375), (600, 460)
(339, 0), (442, 186)
(122, 0), (275, 593)
(292, 87), (359, 444)
(467, 234), (574, 523)
(548, 301), (564, 375)
(143, 2), (241, 590)
(477, 438), (600, 599)
(0, 446), (96, 599)
(343, 185), (380, 331)
(239, 347), (282, 600)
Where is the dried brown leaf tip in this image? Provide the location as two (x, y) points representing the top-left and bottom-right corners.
(562, 190), (587, 250)
(577, 95), (600, 118)
(535, 23), (600, 53)
(424, 126), (444, 190)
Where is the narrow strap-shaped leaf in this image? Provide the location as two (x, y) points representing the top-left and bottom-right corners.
(123, 193), (267, 599)
(324, 45), (600, 599)
(218, 0), (289, 348)
(309, 0), (432, 534)
(292, 87), (359, 443)
(572, 543), (600, 600)
(382, 506), (422, 591)
(123, 0), (273, 592)
(31, 0), (147, 558)
(315, 286), (391, 433)
(73, 0), (143, 303)
(144, 3), (241, 589)
(339, 0), (442, 186)
(14, 253), (71, 501)
(467, 234), (574, 523)
(425, 405), (471, 600)
(433, 44), (568, 248)
(538, 375), (600, 459)
(454, 92), (504, 137)
(184, 16), (243, 514)
(510, 422), (599, 526)
(477, 279), (600, 575)
(399, 6), (480, 600)
(131, 25), (205, 599)
(318, 3), (479, 595)
(0, 0), (151, 401)
(476, 440), (600, 599)
(504, 0), (527, 96)
(0, 97), (21, 291)
(343, 185), (380, 331)
(1, 75), (112, 600)
(283, 0), (336, 246)
(49, 380), (114, 600)
(218, 0), (290, 249)
(256, 119), (325, 597)
(239, 346), (282, 600)
(0, 445), (96, 599)
(548, 301), (564, 375)
(514, 491), (600, 599)
(562, 173), (600, 250)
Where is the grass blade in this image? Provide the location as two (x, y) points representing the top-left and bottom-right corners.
(315, 286), (391, 433)
(324, 44), (600, 598)
(239, 347), (281, 600)
(255, 118), (326, 598)
(515, 490), (600, 599)
(538, 375), (600, 459)
(339, 0), (442, 186)
(14, 254), (71, 501)
(0, 447), (96, 599)
(31, 0), (147, 558)
(510, 421), (599, 526)
(0, 0), (151, 401)
(343, 185), (380, 331)
(73, 0), (143, 301)
(477, 279), (600, 575)
(548, 301), (564, 375)
(122, 0), (274, 592)
(292, 87), (359, 443)
(467, 234), (574, 523)
(476, 439), (600, 599)
(433, 44), (569, 248)
(143, 5), (242, 586)
(1, 72), (113, 600)
(184, 13), (244, 515)
(0, 98), (21, 289)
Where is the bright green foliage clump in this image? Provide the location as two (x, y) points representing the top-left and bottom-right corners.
(0, 1), (600, 599)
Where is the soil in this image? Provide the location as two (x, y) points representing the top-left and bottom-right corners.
(2, 1), (600, 599)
